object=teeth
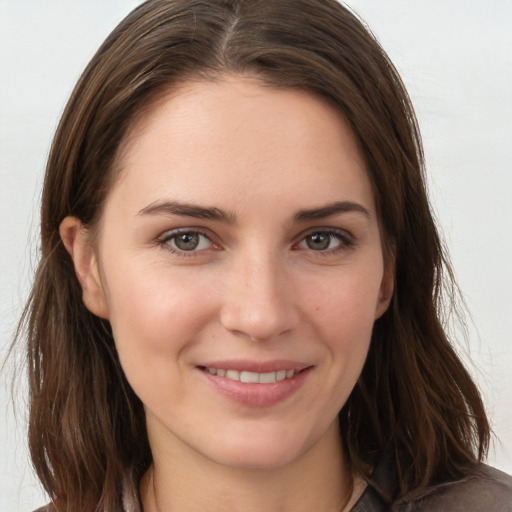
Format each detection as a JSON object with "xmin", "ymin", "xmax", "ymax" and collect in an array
[
  {"xmin": 240, "ymin": 371, "xmax": 259, "ymax": 383},
  {"xmin": 276, "ymin": 370, "xmax": 286, "ymax": 381},
  {"xmin": 204, "ymin": 367, "xmax": 297, "ymax": 383},
  {"xmin": 225, "ymin": 369, "xmax": 240, "ymax": 380},
  {"xmin": 259, "ymin": 371, "xmax": 277, "ymax": 383}
]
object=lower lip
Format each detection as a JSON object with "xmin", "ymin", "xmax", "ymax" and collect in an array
[{"xmin": 198, "ymin": 367, "xmax": 312, "ymax": 407}]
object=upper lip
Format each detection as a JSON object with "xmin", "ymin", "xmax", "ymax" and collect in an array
[{"xmin": 198, "ymin": 359, "xmax": 312, "ymax": 373}]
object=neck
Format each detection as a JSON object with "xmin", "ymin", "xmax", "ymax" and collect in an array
[{"xmin": 141, "ymin": 420, "xmax": 351, "ymax": 512}]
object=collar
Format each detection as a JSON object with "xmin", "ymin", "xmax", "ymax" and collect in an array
[{"xmin": 350, "ymin": 448, "xmax": 398, "ymax": 511}]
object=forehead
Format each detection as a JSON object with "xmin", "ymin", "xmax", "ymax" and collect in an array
[{"xmin": 109, "ymin": 77, "xmax": 374, "ymax": 218}]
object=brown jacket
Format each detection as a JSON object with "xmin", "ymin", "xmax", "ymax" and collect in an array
[{"xmin": 352, "ymin": 450, "xmax": 512, "ymax": 512}]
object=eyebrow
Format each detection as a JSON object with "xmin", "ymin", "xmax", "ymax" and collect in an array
[
  {"xmin": 138, "ymin": 200, "xmax": 236, "ymax": 223},
  {"xmin": 294, "ymin": 201, "xmax": 371, "ymax": 221},
  {"xmin": 138, "ymin": 199, "xmax": 370, "ymax": 223}
]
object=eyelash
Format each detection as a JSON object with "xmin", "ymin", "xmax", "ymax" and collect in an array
[
  {"xmin": 156, "ymin": 228, "xmax": 217, "ymax": 257},
  {"xmin": 156, "ymin": 227, "xmax": 354, "ymax": 257},
  {"xmin": 295, "ymin": 228, "xmax": 354, "ymax": 256}
]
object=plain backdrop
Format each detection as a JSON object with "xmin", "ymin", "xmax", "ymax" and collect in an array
[{"xmin": 1, "ymin": 1, "xmax": 511, "ymax": 510}]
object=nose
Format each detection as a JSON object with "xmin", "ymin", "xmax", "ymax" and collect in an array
[{"xmin": 219, "ymin": 251, "xmax": 300, "ymax": 342}]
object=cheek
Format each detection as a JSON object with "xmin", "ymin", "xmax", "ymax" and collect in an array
[
  {"xmin": 306, "ymin": 267, "xmax": 382, "ymax": 343},
  {"xmin": 302, "ymin": 266, "xmax": 382, "ymax": 390},
  {"xmin": 281, "ymin": 270, "xmax": 380, "ymax": 429},
  {"xmin": 102, "ymin": 260, "xmax": 218, "ymax": 381}
]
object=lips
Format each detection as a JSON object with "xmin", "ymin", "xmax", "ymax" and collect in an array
[
  {"xmin": 203, "ymin": 367, "xmax": 297, "ymax": 383},
  {"xmin": 197, "ymin": 361, "xmax": 312, "ymax": 407}
]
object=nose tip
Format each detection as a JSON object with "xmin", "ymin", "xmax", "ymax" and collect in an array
[
  {"xmin": 221, "ymin": 303, "xmax": 293, "ymax": 342},
  {"xmin": 219, "ymin": 260, "xmax": 299, "ymax": 342}
]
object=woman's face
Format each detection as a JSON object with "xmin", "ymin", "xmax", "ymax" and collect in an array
[{"xmin": 71, "ymin": 77, "xmax": 393, "ymax": 470}]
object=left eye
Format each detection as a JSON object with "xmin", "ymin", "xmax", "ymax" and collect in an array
[
  {"xmin": 164, "ymin": 231, "xmax": 212, "ymax": 252},
  {"xmin": 297, "ymin": 231, "xmax": 346, "ymax": 251}
]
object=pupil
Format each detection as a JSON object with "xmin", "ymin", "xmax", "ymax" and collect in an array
[
  {"xmin": 307, "ymin": 233, "xmax": 330, "ymax": 250},
  {"xmin": 175, "ymin": 233, "xmax": 199, "ymax": 251}
]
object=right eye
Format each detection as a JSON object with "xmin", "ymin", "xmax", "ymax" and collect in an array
[{"xmin": 158, "ymin": 230, "xmax": 214, "ymax": 254}]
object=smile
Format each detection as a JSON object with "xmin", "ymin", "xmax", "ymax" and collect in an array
[
  {"xmin": 203, "ymin": 367, "xmax": 297, "ymax": 383},
  {"xmin": 199, "ymin": 364, "xmax": 312, "ymax": 407}
]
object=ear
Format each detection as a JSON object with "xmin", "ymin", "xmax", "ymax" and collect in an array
[
  {"xmin": 374, "ymin": 257, "xmax": 395, "ymax": 320},
  {"xmin": 59, "ymin": 216, "xmax": 110, "ymax": 319}
]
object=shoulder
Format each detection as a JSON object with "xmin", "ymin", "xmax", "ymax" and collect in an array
[{"xmin": 393, "ymin": 464, "xmax": 512, "ymax": 512}]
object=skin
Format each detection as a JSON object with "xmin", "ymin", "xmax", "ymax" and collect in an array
[{"xmin": 61, "ymin": 77, "xmax": 394, "ymax": 512}]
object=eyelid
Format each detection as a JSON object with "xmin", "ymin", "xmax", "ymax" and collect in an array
[
  {"xmin": 155, "ymin": 226, "xmax": 354, "ymax": 257},
  {"xmin": 296, "ymin": 226, "xmax": 354, "ymax": 241},
  {"xmin": 156, "ymin": 227, "xmax": 219, "ymax": 256},
  {"xmin": 293, "ymin": 226, "xmax": 355, "ymax": 252}
]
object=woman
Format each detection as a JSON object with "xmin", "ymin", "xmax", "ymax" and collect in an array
[{"xmin": 18, "ymin": 0, "xmax": 511, "ymax": 510}]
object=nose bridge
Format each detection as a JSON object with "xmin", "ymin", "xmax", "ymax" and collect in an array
[{"xmin": 220, "ymin": 245, "xmax": 298, "ymax": 341}]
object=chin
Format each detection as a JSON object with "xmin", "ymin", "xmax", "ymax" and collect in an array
[
  {"xmin": 207, "ymin": 442, "xmax": 304, "ymax": 471},
  {"xmin": 195, "ymin": 420, "xmax": 330, "ymax": 471}
]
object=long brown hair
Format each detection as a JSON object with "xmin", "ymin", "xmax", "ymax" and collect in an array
[{"xmin": 17, "ymin": 0, "xmax": 489, "ymax": 509}]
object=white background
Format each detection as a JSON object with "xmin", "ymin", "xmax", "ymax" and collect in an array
[{"xmin": 1, "ymin": 1, "xmax": 511, "ymax": 510}]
